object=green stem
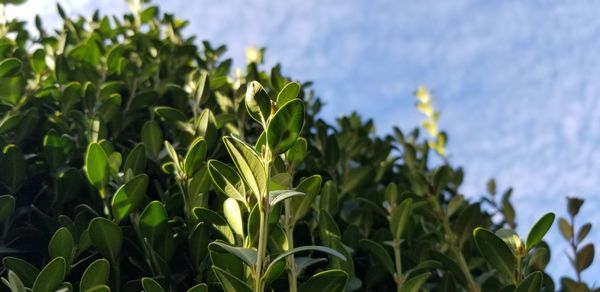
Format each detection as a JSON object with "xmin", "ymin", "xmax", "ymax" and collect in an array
[
  {"xmin": 393, "ymin": 238, "xmax": 403, "ymax": 292},
  {"xmin": 285, "ymin": 201, "xmax": 298, "ymax": 292},
  {"xmin": 255, "ymin": 160, "xmax": 271, "ymax": 292}
]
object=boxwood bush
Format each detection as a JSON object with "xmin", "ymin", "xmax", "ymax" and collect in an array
[{"xmin": 0, "ymin": 1, "xmax": 596, "ymax": 291}]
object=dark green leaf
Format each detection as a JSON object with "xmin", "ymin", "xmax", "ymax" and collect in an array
[
  {"xmin": 48, "ymin": 227, "xmax": 74, "ymax": 264},
  {"xmin": 390, "ymin": 199, "xmax": 413, "ymax": 239},
  {"xmin": 212, "ymin": 266, "xmax": 252, "ymax": 292},
  {"xmin": 207, "ymin": 160, "xmax": 246, "ymax": 202},
  {"xmin": 267, "ymin": 99, "xmax": 304, "ymax": 155},
  {"xmin": 400, "ymin": 272, "xmax": 431, "ymax": 292},
  {"xmin": 89, "ymin": 217, "xmax": 122, "ymax": 263},
  {"xmin": 111, "ymin": 174, "xmax": 149, "ymax": 221},
  {"xmin": 576, "ymin": 244, "xmax": 594, "ymax": 272},
  {"xmin": 525, "ymin": 212, "xmax": 555, "ymax": 250},
  {"xmin": 0, "ymin": 194, "xmax": 15, "ymax": 221},
  {"xmin": 80, "ymin": 259, "xmax": 110, "ymax": 291},
  {"xmin": 187, "ymin": 283, "xmax": 208, "ymax": 292},
  {"xmin": 2, "ymin": 257, "xmax": 40, "ymax": 287},
  {"xmin": 1, "ymin": 145, "xmax": 26, "ymax": 194},
  {"xmin": 300, "ymin": 269, "xmax": 348, "ymax": 292},
  {"xmin": 473, "ymin": 227, "xmax": 517, "ymax": 282},
  {"xmin": 0, "ymin": 58, "xmax": 22, "ymax": 77},
  {"xmin": 142, "ymin": 277, "xmax": 164, "ymax": 292},
  {"xmin": 32, "ymin": 257, "xmax": 65, "ymax": 292},
  {"xmin": 514, "ymin": 271, "xmax": 542, "ymax": 292},
  {"xmin": 123, "ymin": 143, "xmax": 147, "ymax": 175},
  {"xmin": 209, "ymin": 241, "xmax": 257, "ymax": 267},
  {"xmin": 245, "ymin": 81, "xmax": 271, "ymax": 125},
  {"xmin": 139, "ymin": 201, "xmax": 169, "ymax": 244},
  {"xmin": 141, "ymin": 121, "xmax": 163, "ymax": 159},
  {"xmin": 184, "ymin": 137, "xmax": 207, "ymax": 177},
  {"xmin": 223, "ymin": 136, "xmax": 266, "ymax": 202},
  {"xmin": 359, "ymin": 239, "xmax": 395, "ymax": 275},
  {"xmin": 276, "ymin": 82, "xmax": 300, "ymax": 108}
]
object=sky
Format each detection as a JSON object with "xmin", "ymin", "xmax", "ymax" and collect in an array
[{"xmin": 8, "ymin": 0, "xmax": 600, "ymax": 283}]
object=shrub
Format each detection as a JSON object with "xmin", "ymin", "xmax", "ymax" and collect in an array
[{"xmin": 0, "ymin": 1, "xmax": 595, "ymax": 291}]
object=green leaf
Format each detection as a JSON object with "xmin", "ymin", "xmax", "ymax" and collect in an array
[
  {"xmin": 576, "ymin": 243, "xmax": 594, "ymax": 272},
  {"xmin": 111, "ymin": 174, "xmax": 149, "ymax": 221},
  {"xmin": 186, "ymin": 283, "xmax": 208, "ymax": 292},
  {"xmin": 400, "ymin": 272, "xmax": 431, "ymax": 292},
  {"xmin": 263, "ymin": 245, "xmax": 346, "ymax": 279},
  {"xmin": 290, "ymin": 175, "xmax": 322, "ymax": 222},
  {"xmin": 196, "ymin": 109, "xmax": 218, "ymax": 150},
  {"xmin": 142, "ymin": 277, "xmax": 164, "ymax": 292},
  {"xmin": 89, "ymin": 217, "xmax": 122, "ymax": 263},
  {"xmin": 514, "ymin": 271, "xmax": 542, "ymax": 292},
  {"xmin": 1, "ymin": 145, "xmax": 26, "ymax": 194},
  {"xmin": 85, "ymin": 285, "xmax": 110, "ymax": 292},
  {"xmin": 69, "ymin": 43, "xmax": 100, "ymax": 66},
  {"xmin": 32, "ymin": 257, "xmax": 65, "ymax": 292},
  {"xmin": 209, "ymin": 241, "xmax": 257, "ymax": 266},
  {"xmin": 184, "ymin": 137, "xmax": 207, "ymax": 177},
  {"xmin": 80, "ymin": 259, "xmax": 110, "ymax": 291},
  {"xmin": 495, "ymin": 228, "xmax": 523, "ymax": 256},
  {"xmin": 473, "ymin": 227, "xmax": 517, "ymax": 282},
  {"xmin": 0, "ymin": 194, "xmax": 15, "ymax": 221},
  {"xmin": 300, "ymin": 269, "xmax": 348, "ymax": 292},
  {"xmin": 189, "ymin": 222, "xmax": 210, "ymax": 268},
  {"xmin": 138, "ymin": 201, "xmax": 169, "ymax": 244},
  {"xmin": 269, "ymin": 190, "xmax": 304, "ymax": 207},
  {"xmin": 193, "ymin": 207, "xmax": 235, "ymax": 244},
  {"xmin": 286, "ymin": 137, "xmax": 307, "ymax": 166},
  {"xmin": 207, "ymin": 160, "xmax": 246, "ymax": 202},
  {"xmin": 319, "ymin": 180, "xmax": 339, "ymax": 216},
  {"xmin": 558, "ymin": 218, "xmax": 571, "ymax": 241},
  {"xmin": 85, "ymin": 143, "xmax": 109, "ymax": 190},
  {"xmin": 212, "ymin": 266, "xmax": 252, "ymax": 292},
  {"xmin": 525, "ymin": 212, "xmax": 555, "ymax": 250},
  {"xmin": 276, "ymin": 82, "xmax": 300, "ymax": 108},
  {"xmin": 390, "ymin": 199, "xmax": 413, "ymax": 239},
  {"xmin": 123, "ymin": 143, "xmax": 147, "ymax": 175},
  {"xmin": 141, "ymin": 121, "xmax": 163, "ymax": 159},
  {"xmin": 245, "ymin": 81, "xmax": 271, "ymax": 125},
  {"xmin": 2, "ymin": 257, "xmax": 40, "ymax": 287},
  {"xmin": 155, "ymin": 106, "xmax": 193, "ymax": 134},
  {"xmin": 48, "ymin": 227, "xmax": 74, "ymax": 264},
  {"xmin": 223, "ymin": 136, "xmax": 266, "ymax": 202},
  {"xmin": 4, "ymin": 270, "xmax": 26, "ymax": 292},
  {"xmin": 0, "ymin": 58, "xmax": 22, "ymax": 77},
  {"xmin": 267, "ymin": 99, "xmax": 305, "ymax": 155},
  {"xmin": 359, "ymin": 239, "xmax": 395, "ymax": 275},
  {"xmin": 577, "ymin": 223, "xmax": 592, "ymax": 243},
  {"xmin": 223, "ymin": 198, "xmax": 244, "ymax": 237},
  {"xmin": 193, "ymin": 71, "xmax": 211, "ymax": 106}
]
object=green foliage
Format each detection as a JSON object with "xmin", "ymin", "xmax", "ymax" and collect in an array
[{"xmin": 0, "ymin": 1, "xmax": 594, "ymax": 292}]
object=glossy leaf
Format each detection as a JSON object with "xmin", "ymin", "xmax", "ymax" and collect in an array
[
  {"xmin": 89, "ymin": 217, "xmax": 122, "ymax": 263},
  {"xmin": 111, "ymin": 174, "xmax": 148, "ymax": 221},
  {"xmin": 514, "ymin": 271, "xmax": 542, "ymax": 292},
  {"xmin": 290, "ymin": 175, "xmax": 322, "ymax": 222},
  {"xmin": 269, "ymin": 189, "xmax": 304, "ymax": 207},
  {"xmin": 245, "ymin": 81, "xmax": 271, "ymax": 125},
  {"xmin": 142, "ymin": 277, "xmax": 164, "ymax": 292},
  {"xmin": 223, "ymin": 198, "xmax": 244, "ymax": 237},
  {"xmin": 2, "ymin": 257, "xmax": 40, "ymax": 287},
  {"xmin": 48, "ymin": 227, "xmax": 74, "ymax": 264},
  {"xmin": 276, "ymin": 82, "xmax": 300, "ymax": 108},
  {"xmin": 263, "ymin": 245, "xmax": 346, "ymax": 279},
  {"xmin": 85, "ymin": 143, "xmax": 109, "ymax": 189},
  {"xmin": 400, "ymin": 272, "xmax": 431, "ymax": 292},
  {"xmin": 267, "ymin": 99, "xmax": 305, "ymax": 155},
  {"xmin": 223, "ymin": 136, "xmax": 266, "ymax": 201},
  {"xmin": 212, "ymin": 266, "xmax": 252, "ymax": 292},
  {"xmin": 123, "ymin": 143, "xmax": 147, "ymax": 175},
  {"xmin": 138, "ymin": 201, "xmax": 169, "ymax": 244},
  {"xmin": 187, "ymin": 283, "xmax": 208, "ymax": 292},
  {"xmin": 80, "ymin": 259, "xmax": 110, "ymax": 291},
  {"xmin": 209, "ymin": 241, "xmax": 257, "ymax": 266},
  {"xmin": 207, "ymin": 160, "xmax": 246, "ymax": 202},
  {"xmin": 525, "ymin": 212, "xmax": 555, "ymax": 250},
  {"xmin": 184, "ymin": 137, "xmax": 207, "ymax": 177},
  {"xmin": 473, "ymin": 227, "xmax": 517, "ymax": 282},
  {"xmin": 300, "ymin": 269, "xmax": 348, "ymax": 292},
  {"xmin": 32, "ymin": 257, "xmax": 65, "ymax": 292}
]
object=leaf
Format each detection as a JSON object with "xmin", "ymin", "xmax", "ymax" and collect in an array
[
  {"xmin": 111, "ymin": 174, "xmax": 148, "ymax": 221},
  {"xmin": 209, "ymin": 241, "xmax": 257, "ymax": 266},
  {"xmin": 89, "ymin": 217, "xmax": 122, "ymax": 263},
  {"xmin": 189, "ymin": 222, "xmax": 210, "ymax": 268},
  {"xmin": 525, "ymin": 212, "xmax": 555, "ymax": 250},
  {"xmin": 85, "ymin": 285, "xmax": 110, "ymax": 292},
  {"xmin": 48, "ymin": 227, "xmax": 74, "ymax": 264},
  {"xmin": 286, "ymin": 137, "xmax": 307, "ymax": 166},
  {"xmin": 473, "ymin": 227, "xmax": 517, "ymax": 282},
  {"xmin": 390, "ymin": 199, "xmax": 413, "ymax": 239},
  {"xmin": 138, "ymin": 201, "xmax": 169, "ymax": 244},
  {"xmin": 276, "ymin": 82, "xmax": 300, "ymax": 108},
  {"xmin": 400, "ymin": 272, "xmax": 431, "ymax": 292},
  {"xmin": 558, "ymin": 218, "xmax": 571, "ymax": 241},
  {"xmin": 85, "ymin": 143, "xmax": 109, "ymax": 190},
  {"xmin": 319, "ymin": 180, "xmax": 339, "ymax": 216},
  {"xmin": 0, "ymin": 58, "xmax": 22, "ymax": 77},
  {"xmin": 207, "ymin": 160, "xmax": 246, "ymax": 202},
  {"xmin": 193, "ymin": 207, "xmax": 235, "ymax": 244},
  {"xmin": 567, "ymin": 197, "xmax": 584, "ymax": 217},
  {"xmin": 290, "ymin": 175, "xmax": 322, "ymax": 222},
  {"xmin": 514, "ymin": 271, "xmax": 542, "ymax": 292},
  {"xmin": 32, "ymin": 257, "xmax": 65, "ymax": 292},
  {"xmin": 300, "ymin": 269, "xmax": 348, "ymax": 292},
  {"xmin": 1, "ymin": 145, "xmax": 26, "ymax": 194},
  {"xmin": 212, "ymin": 266, "xmax": 252, "ymax": 292},
  {"xmin": 359, "ymin": 239, "xmax": 395, "ymax": 275},
  {"xmin": 263, "ymin": 245, "xmax": 346, "ymax": 279},
  {"xmin": 194, "ymin": 71, "xmax": 211, "ymax": 106},
  {"xmin": 141, "ymin": 277, "xmax": 164, "ymax": 292},
  {"xmin": 154, "ymin": 106, "xmax": 193, "ymax": 134},
  {"xmin": 269, "ymin": 190, "xmax": 305, "ymax": 207},
  {"xmin": 80, "ymin": 259, "xmax": 110, "ymax": 291},
  {"xmin": 223, "ymin": 198, "xmax": 244, "ymax": 237},
  {"xmin": 576, "ymin": 244, "xmax": 594, "ymax": 272},
  {"xmin": 184, "ymin": 137, "xmax": 207, "ymax": 177},
  {"xmin": 4, "ymin": 270, "xmax": 26, "ymax": 292},
  {"xmin": 0, "ymin": 194, "xmax": 15, "ymax": 221},
  {"xmin": 577, "ymin": 223, "xmax": 592, "ymax": 243},
  {"xmin": 186, "ymin": 283, "xmax": 208, "ymax": 292},
  {"xmin": 123, "ymin": 143, "xmax": 147, "ymax": 175},
  {"xmin": 223, "ymin": 136, "xmax": 266, "ymax": 202},
  {"xmin": 267, "ymin": 99, "xmax": 305, "ymax": 155},
  {"xmin": 2, "ymin": 257, "xmax": 40, "ymax": 287},
  {"xmin": 141, "ymin": 121, "xmax": 163, "ymax": 159},
  {"xmin": 495, "ymin": 228, "xmax": 523, "ymax": 256},
  {"xmin": 245, "ymin": 81, "xmax": 271, "ymax": 125}
]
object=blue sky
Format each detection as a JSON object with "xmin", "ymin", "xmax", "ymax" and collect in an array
[{"xmin": 9, "ymin": 0, "xmax": 600, "ymax": 283}]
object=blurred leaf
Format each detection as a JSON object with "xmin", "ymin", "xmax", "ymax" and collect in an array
[
  {"xmin": 473, "ymin": 227, "xmax": 516, "ymax": 282},
  {"xmin": 300, "ymin": 269, "xmax": 348, "ymax": 292},
  {"xmin": 525, "ymin": 212, "xmax": 554, "ymax": 250}
]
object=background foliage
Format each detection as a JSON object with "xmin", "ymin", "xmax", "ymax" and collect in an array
[{"xmin": 0, "ymin": 1, "xmax": 596, "ymax": 291}]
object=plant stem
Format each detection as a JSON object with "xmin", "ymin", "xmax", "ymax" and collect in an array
[
  {"xmin": 255, "ymin": 159, "xmax": 271, "ymax": 292},
  {"xmin": 285, "ymin": 201, "xmax": 298, "ymax": 292},
  {"xmin": 393, "ymin": 238, "xmax": 404, "ymax": 292}
]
